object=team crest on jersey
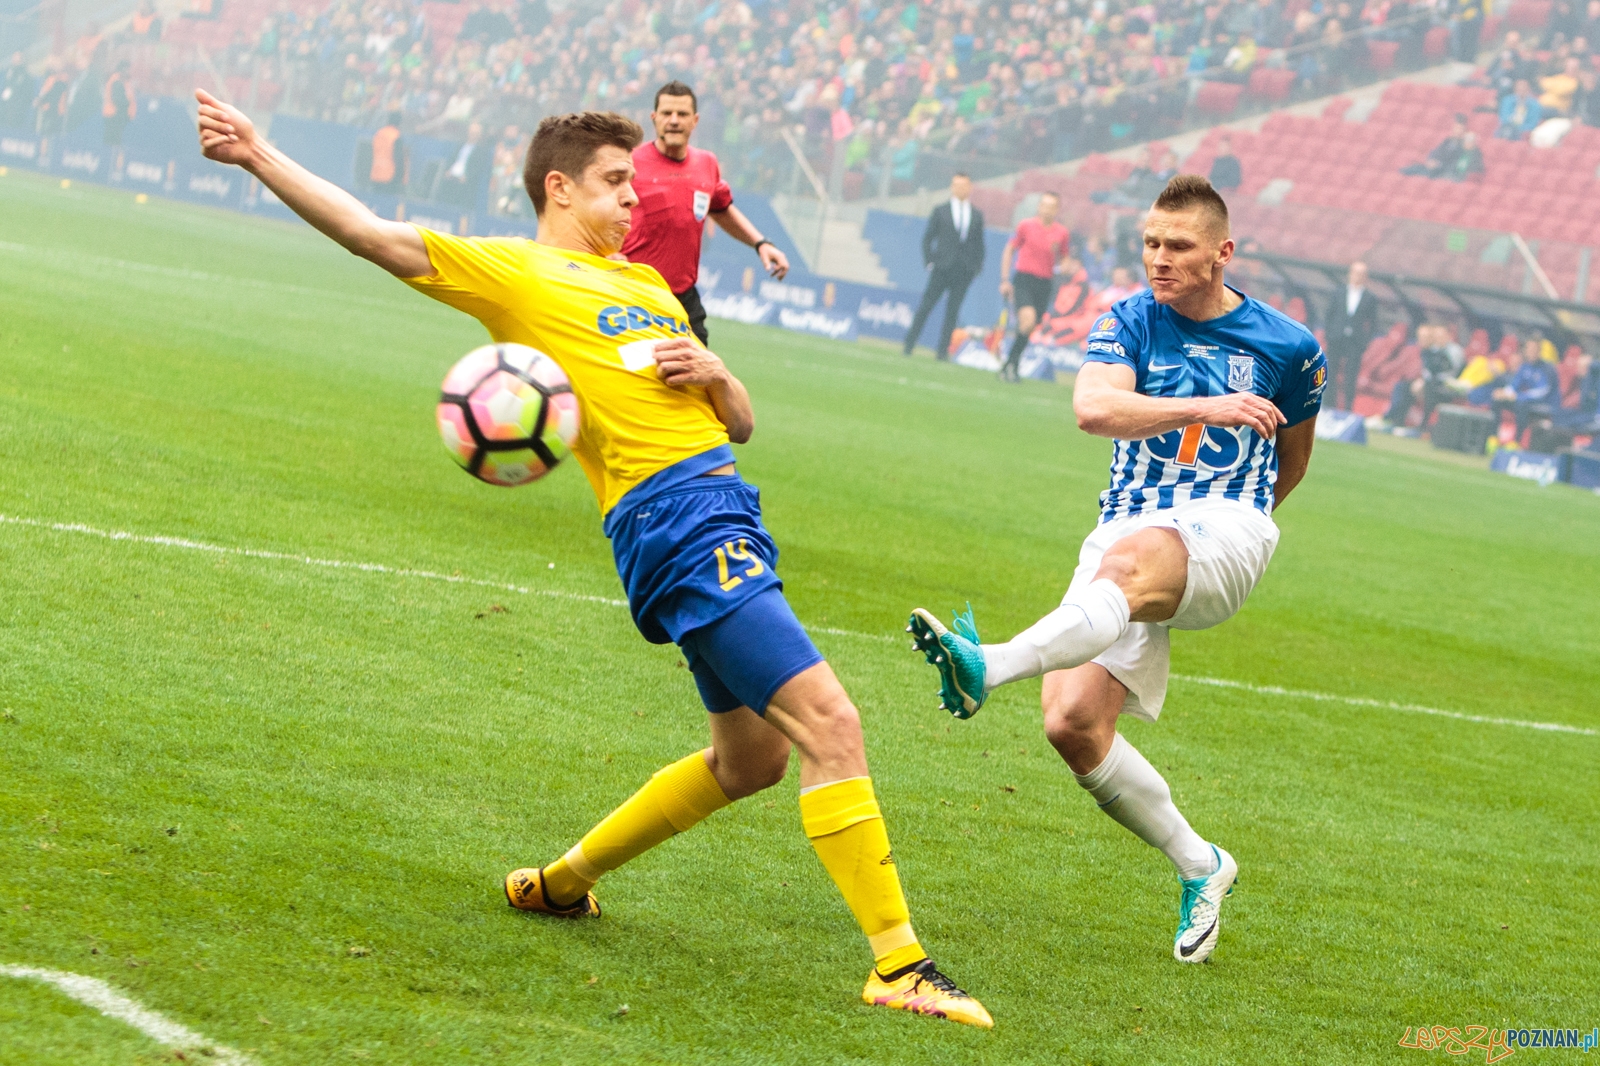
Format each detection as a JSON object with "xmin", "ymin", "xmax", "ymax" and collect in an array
[
  {"xmin": 1312, "ymin": 365, "xmax": 1327, "ymax": 390},
  {"xmin": 1227, "ymin": 354, "xmax": 1255, "ymax": 392},
  {"xmin": 1092, "ymin": 315, "xmax": 1119, "ymax": 336},
  {"xmin": 693, "ymin": 190, "xmax": 711, "ymax": 221}
]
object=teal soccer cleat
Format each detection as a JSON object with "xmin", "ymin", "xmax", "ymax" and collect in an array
[
  {"xmin": 907, "ymin": 605, "xmax": 988, "ymax": 719},
  {"xmin": 1174, "ymin": 844, "xmax": 1238, "ymax": 963}
]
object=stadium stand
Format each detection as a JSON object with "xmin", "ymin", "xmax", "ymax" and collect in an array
[{"xmin": 22, "ymin": 0, "xmax": 1553, "ymax": 202}]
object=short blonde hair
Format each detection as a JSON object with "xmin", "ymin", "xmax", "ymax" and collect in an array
[{"xmin": 1152, "ymin": 174, "xmax": 1230, "ymax": 236}]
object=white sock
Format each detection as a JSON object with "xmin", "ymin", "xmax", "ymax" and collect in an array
[
  {"xmin": 981, "ymin": 578, "xmax": 1130, "ymax": 690},
  {"xmin": 1074, "ymin": 733, "xmax": 1216, "ymax": 880}
]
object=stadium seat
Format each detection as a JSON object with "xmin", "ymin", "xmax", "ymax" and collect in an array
[
  {"xmin": 1248, "ymin": 68, "xmax": 1297, "ymax": 103},
  {"xmin": 1504, "ymin": 0, "xmax": 1551, "ymax": 28},
  {"xmin": 1195, "ymin": 82, "xmax": 1246, "ymax": 117},
  {"xmin": 1367, "ymin": 40, "xmax": 1401, "ymax": 72},
  {"xmin": 1424, "ymin": 25, "xmax": 1451, "ymax": 60}
]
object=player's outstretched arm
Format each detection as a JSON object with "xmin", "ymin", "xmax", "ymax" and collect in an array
[
  {"xmin": 652, "ymin": 338, "xmax": 754, "ymax": 443},
  {"xmin": 195, "ymin": 89, "xmax": 431, "ymax": 278},
  {"xmin": 1074, "ymin": 362, "xmax": 1287, "ymax": 440}
]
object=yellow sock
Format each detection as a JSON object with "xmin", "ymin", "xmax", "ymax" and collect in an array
[
  {"xmin": 800, "ymin": 777, "xmax": 927, "ymax": 975},
  {"xmin": 543, "ymin": 749, "xmax": 731, "ymax": 906}
]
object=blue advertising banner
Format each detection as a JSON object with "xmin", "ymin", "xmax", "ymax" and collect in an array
[{"xmin": 1489, "ymin": 449, "xmax": 1561, "ymax": 485}]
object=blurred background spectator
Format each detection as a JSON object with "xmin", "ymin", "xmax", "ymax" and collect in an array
[
  {"xmin": 1401, "ymin": 114, "xmax": 1465, "ymax": 176},
  {"xmin": 1497, "ymin": 78, "xmax": 1544, "ymax": 138},
  {"xmin": 1208, "ymin": 133, "xmax": 1242, "ymax": 191},
  {"xmin": 1326, "ymin": 261, "xmax": 1379, "ymax": 411},
  {"xmin": 1371, "ymin": 323, "xmax": 1464, "ymax": 433},
  {"xmin": 21, "ymin": 0, "xmax": 1573, "ymax": 204}
]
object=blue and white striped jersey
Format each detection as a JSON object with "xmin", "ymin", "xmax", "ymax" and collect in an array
[{"xmin": 1083, "ymin": 287, "xmax": 1326, "ymax": 521}]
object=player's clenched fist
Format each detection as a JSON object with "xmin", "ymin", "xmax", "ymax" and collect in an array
[
  {"xmin": 1193, "ymin": 392, "xmax": 1287, "ymax": 439},
  {"xmin": 195, "ymin": 88, "xmax": 257, "ymax": 167},
  {"xmin": 652, "ymin": 337, "xmax": 729, "ymax": 388}
]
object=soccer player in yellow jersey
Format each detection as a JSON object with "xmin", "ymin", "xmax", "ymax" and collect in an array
[{"xmin": 195, "ymin": 89, "xmax": 992, "ymax": 1028}]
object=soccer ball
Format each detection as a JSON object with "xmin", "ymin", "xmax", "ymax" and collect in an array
[{"xmin": 436, "ymin": 343, "xmax": 580, "ymax": 486}]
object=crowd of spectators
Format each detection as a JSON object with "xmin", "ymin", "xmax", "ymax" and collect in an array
[
  {"xmin": 11, "ymin": 0, "xmax": 1578, "ymax": 206},
  {"xmin": 1367, "ymin": 320, "xmax": 1599, "ymax": 448},
  {"xmin": 1395, "ymin": 20, "xmax": 1600, "ymax": 182}
]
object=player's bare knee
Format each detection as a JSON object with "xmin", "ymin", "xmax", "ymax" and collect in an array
[
  {"xmin": 1041, "ymin": 702, "xmax": 1097, "ymax": 758},
  {"xmin": 722, "ymin": 751, "xmax": 790, "ymax": 799}
]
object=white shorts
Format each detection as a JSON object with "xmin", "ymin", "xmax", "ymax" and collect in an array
[{"xmin": 1063, "ymin": 497, "xmax": 1280, "ymax": 722}]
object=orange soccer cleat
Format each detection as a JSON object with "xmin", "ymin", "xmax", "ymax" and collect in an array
[
  {"xmin": 503, "ymin": 867, "xmax": 601, "ymax": 918},
  {"xmin": 861, "ymin": 958, "xmax": 993, "ymax": 1029}
]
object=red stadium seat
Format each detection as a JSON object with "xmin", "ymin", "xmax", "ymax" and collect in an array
[
  {"xmin": 1424, "ymin": 25, "xmax": 1451, "ymax": 59},
  {"xmin": 1248, "ymin": 67, "xmax": 1297, "ymax": 103},
  {"xmin": 1367, "ymin": 40, "xmax": 1401, "ymax": 72},
  {"xmin": 1504, "ymin": 1, "xmax": 1551, "ymax": 28},
  {"xmin": 1195, "ymin": 81, "xmax": 1245, "ymax": 117},
  {"xmin": 969, "ymin": 187, "xmax": 1023, "ymax": 225}
]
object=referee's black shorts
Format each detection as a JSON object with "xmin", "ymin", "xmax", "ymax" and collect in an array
[
  {"xmin": 674, "ymin": 285, "xmax": 710, "ymax": 346},
  {"xmin": 1012, "ymin": 271, "xmax": 1054, "ymax": 319}
]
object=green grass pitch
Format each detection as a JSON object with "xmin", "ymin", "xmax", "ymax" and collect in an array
[{"xmin": 2, "ymin": 168, "xmax": 1598, "ymax": 1065}]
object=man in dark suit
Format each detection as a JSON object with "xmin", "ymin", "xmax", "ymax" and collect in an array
[
  {"xmin": 435, "ymin": 121, "xmax": 493, "ymax": 208},
  {"xmin": 903, "ymin": 173, "xmax": 986, "ymax": 359},
  {"xmin": 1324, "ymin": 261, "xmax": 1379, "ymax": 411}
]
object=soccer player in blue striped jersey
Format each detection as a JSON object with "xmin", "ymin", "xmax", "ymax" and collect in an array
[{"xmin": 909, "ymin": 175, "xmax": 1324, "ymax": 964}]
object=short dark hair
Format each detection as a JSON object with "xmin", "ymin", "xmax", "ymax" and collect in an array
[
  {"xmin": 523, "ymin": 111, "xmax": 643, "ymax": 216},
  {"xmin": 653, "ymin": 80, "xmax": 697, "ymax": 112},
  {"xmin": 1039, "ymin": 190, "xmax": 1060, "ymax": 201},
  {"xmin": 1151, "ymin": 174, "xmax": 1230, "ymax": 235}
]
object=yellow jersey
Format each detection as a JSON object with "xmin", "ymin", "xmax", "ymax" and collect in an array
[{"xmin": 403, "ymin": 228, "xmax": 730, "ymax": 514}]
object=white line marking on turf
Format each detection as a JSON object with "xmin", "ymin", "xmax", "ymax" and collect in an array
[
  {"xmin": 4, "ymin": 513, "xmax": 1592, "ymax": 737},
  {"xmin": 0, "ymin": 240, "xmax": 413, "ymax": 311},
  {"xmin": 1, "ymin": 964, "xmax": 254, "ymax": 1065},
  {"xmin": 1172, "ymin": 674, "xmax": 1597, "ymax": 736},
  {"xmin": 0, "ymin": 513, "xmax": 626, "ymax": 608}
]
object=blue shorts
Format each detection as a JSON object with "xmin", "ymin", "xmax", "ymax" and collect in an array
[
  {"xmin": 605, "ymin": 446, "xmax": 823, "ymax": 713},
  {"xmin": 680, "ymin": 587, "xmax": 824, "ymax": 713}
]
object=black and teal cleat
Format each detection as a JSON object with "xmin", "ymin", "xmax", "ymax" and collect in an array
[{"xmin": 907, "ymin": 605, "xmax": 988, "ymax": 719}]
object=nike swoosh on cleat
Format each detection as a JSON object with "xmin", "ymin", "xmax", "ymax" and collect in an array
[{"xmin": 1179, "ymin": 920, "xmax": 1217, "ymax": 957}]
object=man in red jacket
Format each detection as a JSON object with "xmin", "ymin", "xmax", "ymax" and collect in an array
[{"xmin": 622, "ymin": 80, "xmax": 788, "ymax": 344}]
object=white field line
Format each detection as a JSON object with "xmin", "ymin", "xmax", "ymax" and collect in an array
[
  {"xmin": 3, "ymin": 512, "xmax": 1592, "ymax": 738},
  {"xmin": 0, "ymin": 965, "xmax": 254, "ymax": 1065},
  {"xmin": 0, "ymin": 239, "xmax": 413, "ymax": 312},
  {"xmin": 1172, "ymin": 674, "xmax": 1598, "ymax": 737},
  {"xmin": 0, "ymin": 513, "xmax": 626, "ymax": 608}
]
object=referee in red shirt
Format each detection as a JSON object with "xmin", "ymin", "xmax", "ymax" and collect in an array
[
  {"xmin": 998, "ymin": 191, "xmax": 1072, "ymax": 382},
  {"xmin": 622, "ymin": 80, "xmax": 789, "ymax": 345}
]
